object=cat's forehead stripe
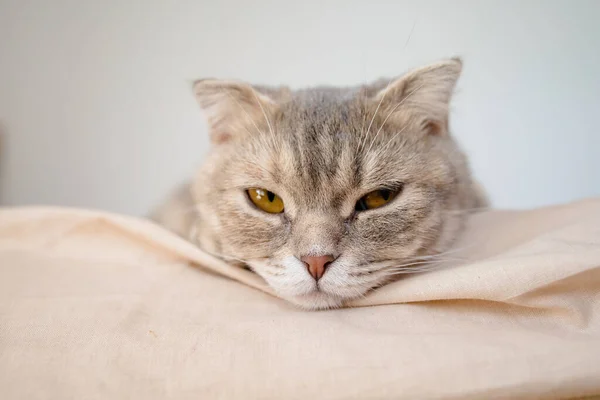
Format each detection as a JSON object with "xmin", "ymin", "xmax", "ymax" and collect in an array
[{"xmin": 275, "ymin": 99, "xmax": 365, "ymax": 209}]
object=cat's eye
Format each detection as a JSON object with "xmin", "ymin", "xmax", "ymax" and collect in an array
[
  {"xmin": 247, "ymin": 188, "xmax": 285, "ymax": 214},
  {"xmin": 355, "ymin": 187, "xmax": 401, "ymax": 212}
]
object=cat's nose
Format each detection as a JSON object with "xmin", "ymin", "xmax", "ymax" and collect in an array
[{"xmin": 301, "ymin": 254, "xmax": 336, "ymax": 281}]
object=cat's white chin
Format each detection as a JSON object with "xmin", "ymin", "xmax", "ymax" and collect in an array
[
  {"xmin": 284, "ymin": 283, "xmax": 373, "ymax": 310},
  {"xmin": 284, "ymin": 290, "xmax": 349, "ymax": 310}
]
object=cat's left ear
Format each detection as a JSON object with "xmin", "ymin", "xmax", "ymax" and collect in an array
[
  {"xmin": 193, "ymin": 79, "xmax": 281, "ymax": 145},
  {"xmin": 371, "ymin": 58, "xmax": 462, "ymax": 136}
]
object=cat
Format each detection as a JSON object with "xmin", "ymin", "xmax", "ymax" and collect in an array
[{"xmin": 152, "ymin": 58, "xmax": 488, "ymax": 310}]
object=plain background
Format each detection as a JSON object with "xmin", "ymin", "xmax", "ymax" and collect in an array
[{"xmin": 1, "ymin": 0, "xmax": 599, "ymax": 216}]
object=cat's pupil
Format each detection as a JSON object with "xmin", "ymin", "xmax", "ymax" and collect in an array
[
  {"xmin": 267, "ymin": 191, "xmax": 275, "ymax": 202},
  {"xmin": 380, "ymin": 190, "xmax": 390, "ymax": 201},
  {"xmin": 355, "ymin": 199, "xmax": 368, "ymax": 212}
]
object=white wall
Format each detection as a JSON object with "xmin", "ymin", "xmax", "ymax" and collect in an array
[{"xmin": 1, "ymin": 0, "xmax": 599, "ymax": 215}]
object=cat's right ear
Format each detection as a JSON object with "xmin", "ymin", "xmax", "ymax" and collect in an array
[
  {"xmin": 369, "ymin": 58, "xmax": 463, "ymax": 137},
  {"xmin": 193, "ymin": 79, "xmax": 279, "ymax": 145}
]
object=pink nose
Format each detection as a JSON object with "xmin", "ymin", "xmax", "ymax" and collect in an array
[{"xmin": 301, "ymin": 254, "xmax": 336, "ymax": 281}]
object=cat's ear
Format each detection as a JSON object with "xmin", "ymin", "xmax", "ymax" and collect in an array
[
  {"xmin": 193, "ymin": 79, "xmax": 279, "ymax": 145},
  {"xmin": 370, "ymin": 58, "xmax": 462, "ymax": 136}
]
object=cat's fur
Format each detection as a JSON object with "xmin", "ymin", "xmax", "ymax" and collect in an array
[{"xmin": 152, "ymin": 58, "xmax": 487, "ymax": 310}]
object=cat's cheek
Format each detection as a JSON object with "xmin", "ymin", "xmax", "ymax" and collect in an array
[
  {"xmin": 253, "ymin": 256, "xmax": 318, "ymax": 299},
  {"xmin": 345, "ymin": 216, "xmax": 393, "ymax": 250}
]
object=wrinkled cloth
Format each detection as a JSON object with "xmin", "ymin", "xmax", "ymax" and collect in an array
[{"xmin": 1, "ymin": 200, "xmax": 599, "ymax": 399}]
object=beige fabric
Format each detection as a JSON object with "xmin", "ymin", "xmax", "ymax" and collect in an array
[{"xmin": 1, "ymin": 200, "xmax": 600, "ymax": 399}]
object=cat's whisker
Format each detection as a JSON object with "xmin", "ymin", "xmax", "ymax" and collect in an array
[
  {"xmin": 410, "ymin": 249, "xmax": 473, "ymax": 261},
  {"xmin": 364, "ymin": 84, "xmax": 425, "ymax": 156},
  {"xmin": 383, "ymin": 261, "xmax": 451, "ymax": 273},
  {"xmin": 394, "ymin": 257, "xmax": 458, "ymax": 268},
  {"xmin": 385, "ymin": 260, "xmax": 449, "ymax": 271},
  {"xmin": 388, "ymin": 261, "xmax": 452, "ymax": 272},
  {"xmin": 366, "ymin": 83, "xmax": 426, "ymax": 159},
  {"xmin": 369, "ymin": 125, "xmax": 408, "ymax": 162},
  {"xmin": 356, "ymin": 259, "xmax": 438, "ymax": 275},
  {"xmin": 223, "ymin": 89, "xmax": 280, "ymax": 155},
  {"xmin": 371, "ymin": 88, "xmax": 430, "ymax": 158},
  {"xmin": 357, "ymin": 79, "xmax": 393, "ymax": 155},
  {"xmin": 361, "ymin": 250, "xmax": 469, "ymax": 273},
  {"xmin": 343, "ymin": 285, "xmax": 369, "ymax": 299},
  {"xmin": 376, "ymin": 256, "xmax": 464, "ymax": 275},
  {"xmin": 377, "ymin": 124, "xmax": 409, "ymax": 158},
  {"xmin": 427, "ymin": 236, "xmax": 493, "ymax": 259},
  {"xmin": 403, "ymin": 19, "xmax": 418, "ymax": 51},
  {"xmin": 224, "ymin": 90, "xmax": 265, "ymax": 138},
  {"xmin": 359, "ymin": 102, "xmax": 368, "ymax": 147},
  {"xmin": 251, "ymin": 90, "xmax": 281, "ymax": 154},
  {"xmin": 325, "ymin": 279, "xmax": 371, "ymax": 299},
  {"xmin": 226, "ymin": 92, "xmax": 280, "ymax": 155},
  {"xmin": 385, "ymin": 267, "xmax": 441, "ymax": 276},
  {"xmin": 407, "ymin": 256, "xmax": 466, "ymax": 265}
]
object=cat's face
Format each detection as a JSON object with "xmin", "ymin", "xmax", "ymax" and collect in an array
[{"xmin": 191, "ymin": 59, "xmax": 481, "ymax": 309}]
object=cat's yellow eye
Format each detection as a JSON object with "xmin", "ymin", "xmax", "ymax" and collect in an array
[
  {"xmin": 355, "ymin": 188, "xmax": 401, "ymax": 212},
  {"xmin": 247, "ymin": 188, "xmax": 285, "ymax": 214}
]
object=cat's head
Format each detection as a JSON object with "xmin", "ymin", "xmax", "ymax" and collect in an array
[{"xmin": 190, "ymin": 58, "xmax": 481, "ymax": 310}]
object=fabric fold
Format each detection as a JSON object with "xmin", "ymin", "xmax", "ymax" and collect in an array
[{"xmin": 1, "ymin": 200, "xmax": 599, "ymax": 399}]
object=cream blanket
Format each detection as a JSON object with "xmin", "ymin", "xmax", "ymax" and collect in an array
[{"xmin": 1, "ymin": 200, "xmax": 600, "ymax": 399}]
